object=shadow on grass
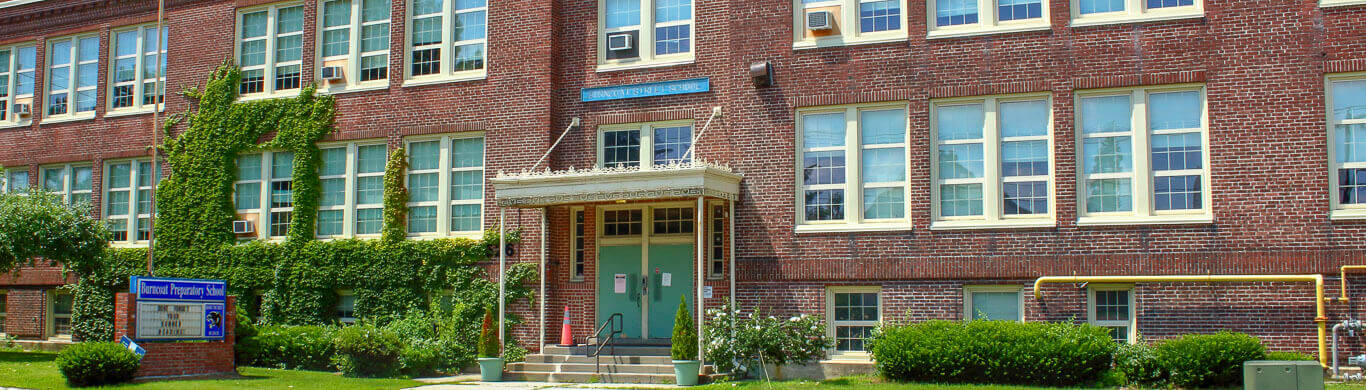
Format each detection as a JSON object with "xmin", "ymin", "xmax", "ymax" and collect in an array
[{"xmin": 0, "ymin": 351, "xmax": 58, "ymax": 362}]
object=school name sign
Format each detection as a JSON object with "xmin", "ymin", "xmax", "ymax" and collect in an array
[{"xmin": 130, "ymin": 277, "xmax": 227, "ymax": 341}]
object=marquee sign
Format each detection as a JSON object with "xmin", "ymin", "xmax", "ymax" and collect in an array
[
  {"xmin": 130, "ymin": 276, "xmax": 227, "ymax": 341},
  {"xmin": 580, "ymin": 78, "xmax": 710, "ymax": 102}
]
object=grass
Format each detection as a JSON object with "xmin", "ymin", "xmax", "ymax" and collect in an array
[{"xmin": 0, "ymin": 351, "xmax": 426, "ymax": 390}]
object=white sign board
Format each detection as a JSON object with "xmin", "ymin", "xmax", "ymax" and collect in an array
[
  {"xmin": 703, "ymin": 286, "xmax": 714, "ymax": 299},
  {"xmin": 136, "ymin": 302, "xmax": 205, "ymax": 339},
  {"xmin": 662, "ymin": 273, "xmax": 672, "ymax": 287},
  {"xmin": 614, "ymin": 274, "xmax": 627, "ymax": 294}
]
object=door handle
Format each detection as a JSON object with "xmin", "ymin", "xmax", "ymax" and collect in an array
[{"xmin": 641, "ymin": 275, "xmax": 649, "ymax": 299}]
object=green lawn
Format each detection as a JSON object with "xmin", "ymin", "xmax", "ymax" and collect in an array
[{"xmin": 0, "ymin": 351, "xmax": 425, "ymax": 390}]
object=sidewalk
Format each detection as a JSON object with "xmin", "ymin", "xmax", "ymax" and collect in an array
[{"xmin": 408, "ymin": 375, "xmax": 688, "ymax": 390}]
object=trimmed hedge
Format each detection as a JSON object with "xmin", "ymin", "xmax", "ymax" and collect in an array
[
  {"xmin": 869, "ymin": 320, "xmax": 1114, "ymax": 386},
  {"xmin": 235, "ymin": 325, "xmax": 337, "ymax": 370},
  {"xmin": 333, "ymin": 323, "xmax": 404, "ymax": 377},
  {"xmin": 1155, "ymin": 332, "xmax": 1266, "ymax": 388},
  {"xmin": 56, "ymin": 342, "xmax": 140, "ymax": 387}
]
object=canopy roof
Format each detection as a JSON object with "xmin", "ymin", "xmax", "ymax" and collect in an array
[{"xmin": 491, "ymin": 160, "xmax": 742, "ymax": 208}]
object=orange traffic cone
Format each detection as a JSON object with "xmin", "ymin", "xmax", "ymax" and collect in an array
[{"xmin": 559, "ymin": 305, "xmax": 574, "ymax": 346}]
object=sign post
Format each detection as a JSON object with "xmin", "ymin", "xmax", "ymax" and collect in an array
[{"xmin": 130, "ymin": 276, "xmax": 228, "ymax": 341}]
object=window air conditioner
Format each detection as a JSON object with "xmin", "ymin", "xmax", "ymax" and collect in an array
[
  {"xmin": 320, "ymin": 66, "xmax": 344, "ymax": 81},
  {"xmin": 12, "ymin": 103, "xmax": 31, "ymax": 118},
  {"xmin": 806, "ymin": 11, "xmax": 834, "ymax": 31},
  {"xmin": 232, "ymin": 220, "xmax": 255, "ymax": 234},
  {"xmin": 607, "ymin": 33, "xmax": 633, "ymax": 51}
]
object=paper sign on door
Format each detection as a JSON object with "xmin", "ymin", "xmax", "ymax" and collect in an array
[
  {"xmin": 704, "ymin": 286, "xmax": 714, "ymax": 299},
  {"xmin": 614, "ymin": 274, "xmax": 627, "ymax": 294},
  {"xmin": 662, "ymin": 273, "xmax": 672, "ymax": 287}
]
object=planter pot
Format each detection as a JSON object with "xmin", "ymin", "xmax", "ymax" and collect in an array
[
  {"xmin": 673, "ymin": 360, "xmax": 701, "ymax": 386},
  {"xmin": 477, "ymin": 357, "xmax": 504, "ymax": 382}
]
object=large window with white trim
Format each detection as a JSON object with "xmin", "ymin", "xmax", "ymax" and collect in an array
[
  {"xmin": 45, "ymin": 34, "xmax": 100, "ymax": 119},
  {"xmin": 794, "ymin": 0, "xmax": 908, "ymax": 48},
  {"xmin": 49, "ymin": 290, "xmax": 73, "ymax": 339},
  {"xmin": 827, "ymin": 286, "xmax": 879, "ymax": 355},
  {"xmin": 597, "ymin": 122, "xmax": 693, "ymax": 168},
  {"xmin": 1088, "ymin": 286, "xmax": 1135, "ymax": 343},
  {"xmin": 599, "ymin": 0, "xmax": 694, "ymax": 68},
  {"xmin": 3, "ymin": 168, "xmax": 28, "ymax": 194},
  {"xmin": 931, "ymin": 95, "xmax": 1053, "ymax": 228},
  {"xmin": 105, "ymin": 160, "xmax": 158, "ymax": 243},
  {"xmin": 927, "ymin": 0, "xmax": 1048, "ymax": 38},
  {"xmin": 317, "ymin": 142, "xmax": 388, "ymax": 237},
  {"xmin": 963, "ymin": 285, "xmax": 1023, "ymax": 321},
  {"xmin": 1070, "ymin": 0, "xmax": 1201, "ymax": 26},
  {"xmin": 109, "ymin": 25, "xmax": 167, "ymax": 112},
  {"xmin": 319, "ymin": 0, "xmax": 391, "ymax": 89},
  {"xmin": 238, "ymin": 3, "xmax": 305, "ymax": 96},
  {"xmin": 1330, "ymin": 74, "xmax": 1366, "ymax": 219},
  {"xmin": 796, "ymin": 104, "xmax": 908, "ymax": 229},
  {"xmin": 571, "ymin": 207, "xmax": 586, "ymax": 281},
  {"xmin": 406, "ymin": 0, "xmax": 487, "ymax": 81},
  {"xmin": 405, "ymin": 134, "xmax": 485, "ymax": 237},
  {"xmin": 234, "ymin": 151, "xmax": 295, "ymax": 239},
  {"xmin": 0, "ymin": 43, "xmax": 37, "ymax": 125},
  {"xmin": 1076, "ymin": 86, "xmax": 1210, "ymax": 224},
  {"xmin": 41, "ymin": 163, "xmax": 93, "ymax": 205}
]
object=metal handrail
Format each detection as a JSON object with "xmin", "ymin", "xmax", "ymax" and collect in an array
[{"xmin": 588, "ymin": 312, "xmax": 623, "ymax": 373}]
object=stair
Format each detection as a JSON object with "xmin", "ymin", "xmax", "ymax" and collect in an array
[{"xmin": 504, "ymin": 344, "xmax": 717, "ymax": 384}]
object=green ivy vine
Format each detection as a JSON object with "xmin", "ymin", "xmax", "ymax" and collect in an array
[{"xmin": 382, "ymin": 147, "xmax": 409, "ymax": 244}]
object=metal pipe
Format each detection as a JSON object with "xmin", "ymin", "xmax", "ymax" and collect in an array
[
  {"xmin": 1335, "ymin": 322, "xmax": 1344, "ymax": 378},
  {"xmin": 498, "ymin": 208, "xmax": 506, "ymax": 349},
  {"xmin": 728, "ymin": 199, "xmax": 735, "ymax": 310},
  {"xmin": 539, "ymin": 208, "xmax": 547, "ymax": 352},
  {"xmin": 1034, "ymin": 274, "xmax": 1329, "ymax": 368},
  {"xmin": 696, "ymin": 196, "xmax": 705, "ymax": 366},
  {"xmin": 680, "ymin": 107, "xmax": 723, "ymax": 164},
  {"xmin": 529, "ymin": 117, "xmax": 581, "ymax": 172},
  {"xmin": 1340, "ymin": 265, "xmax": 1366, "ymax": 301}
]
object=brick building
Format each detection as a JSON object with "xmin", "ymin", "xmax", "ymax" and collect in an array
[{"xmin": 1, "ymin": 0, "xmax": 1366, "ymax": 369}]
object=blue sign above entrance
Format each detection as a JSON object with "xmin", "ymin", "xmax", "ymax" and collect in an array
[
  {"xmin": 130, "ymin": 276, "xmax": 227, "ymax": 302},
  {"xmin": 581, "ymin": 78, "xmax": 710, "ymax": 102}
]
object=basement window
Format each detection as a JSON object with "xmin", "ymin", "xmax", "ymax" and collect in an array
[
  {"xmin": 337, "ymin": 291, "xmax": 357, "ymax": 325},
  {"xmin": 50, "ymin": 290, "xmax": 73, "ymax": 340},
  {"xmin": 827, "ymin": 286, "xmax": 880, "ymax": 356},
  {"xmin": 963, "ymin": 285, "xmax": 1023, "ymax": 321},
  {"xmin": 1089, "ymin": 286, "xmax": 1135, "ymax": 344}
]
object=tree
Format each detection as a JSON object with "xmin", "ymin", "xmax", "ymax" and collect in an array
[{"xmin": 0, "ymin": 190, "xmax": 109, "ymax": 275}]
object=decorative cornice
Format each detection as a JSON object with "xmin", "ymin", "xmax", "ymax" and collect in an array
[
  {"xmin": 497, "ymin": 187, "xmax": 736, "ymax": 207},
  {"xmin": 494, "ymin": 159, "xmax": 734, "ymax": 180}
]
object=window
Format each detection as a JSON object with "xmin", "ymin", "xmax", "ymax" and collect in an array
[
  {"xmin": 110, "ymin": 25, "xmax": 167, "ymax": 112},
  {"xmin": 50, "ymin": 290, "xmax": 73, "ymax": 339},
  {"xmin": 1321, "ymin": 0, "xmax": 1366, "ymax": 7},
  {"xmin": 0, "ymin": 44, "xmax": 36, "ymax": 125},
  {"xmin": 238, "ymin": 3, "xmax": 305, "ymax": 96},
  {"xmin": 926, "ymin": 0, "xmax": 1048, "ymax": 38},
  {"xmin": 234, "ymin": 151, "xmax": 295, "ymax": 239},
  {"xmin": 827, "ymin": 286, "xmax": 879, "ymax": 355},
  {"xmin": 319, "ymin": 0, "xmax": 392, "ymax": 88},
  {"xmin": 41, "ymin": 164, "xmax": 93, "ymax": 205},
  {"xmin": 571, "ymin": 208, "xmax": 586, "ymax": 281},
  {"xmin": 1089, "ymin": 286, "xmax": 1134, "ymax": 343},
  {"xmin": 796, "ymin": 104, "xmax": 908, "ymax": 230},
  {"xmin": 1076, "ymin": 86, "xmax": 1210, "ymax": 224},
  {"xmin": 4, "ymin": 168, "xmax": 28, "ymax": 194},
  {"xmin": 963, "ymin": 286, "xmax": 1023, "ymax": 321},
  {"xmin": 315, "ymin": 142, "xmax": 388, "ymax": 237},
  {"xmin": 1330, "ymin": 75, "xmax": 1366, "ymax": 219},
  {"xmin": 652, "ymin": 207, "xmax": 694, "ymax": 234},
  {"xmin": 602, "ymin": 209, "xmax": 643, "ymax": 236},
  {"xmin": 406, "ymin": 134, "xmax": 485, "ymax": 236},
  {"xmin": 930, "ymin": 95, "xmax": 1052, "ymax": 229},
  {"xmin": 45, "ymin": 34, "xmax": 100, "ymax": 119},
  {"xmin": 599, "ymin": 0, "xmax": 693, "ymax": 68},
  {"xmin": 337, "ymin": 291, "xmax": 356, "ymax": 324},
  {"xmin": 1071, "ymin": 0, "xmax": 1201, "ymax": 26},
  {"xmin": 0, "ymin": 290, "xmax": 6, "ymax": 335},
  {"xmin": 794, "ymin": 0, "xmax": 908, "ymax": 48},
  {"xmin": 597, "ymin": 122, "xmax": 693, "ymax": 168},
  {"xmin": 406, "ymin": 0, "xmax": 486, "ymax": 82},
  {"xmin": 105, "ymin": 160, "xmax": 158, "ymax": 243},
  {"xmin": 708, "ymin": 204, "xmax": 725, "ymax": 279}
]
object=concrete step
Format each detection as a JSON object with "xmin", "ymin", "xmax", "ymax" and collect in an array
[
  {"xmin": 542, "ymin": 345, "xmax": 672, "ymax": 356},
  {"xmin": 525, "ymin": 354, "xmax": 673, "ymax": 365},
  {"xmin": 507, "ymin": 362, "xmax": 715, "ymax": 375},
  {"xmin": 503, "ymin": 371, "xmax": 676, "ymax": 384}
]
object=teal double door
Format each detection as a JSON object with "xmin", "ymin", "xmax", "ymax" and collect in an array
[{"xmin": 597, "ymin": 243, "xmax": 694, "ymax": 340}]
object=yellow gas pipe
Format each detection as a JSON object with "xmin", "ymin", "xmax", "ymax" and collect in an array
[
  {"xmin": 1338, "ymin": 265, "xmax": 1366, "ymax": 302},
  {"xmin": 1033, "ymin": 274, "xmax": 1328, "ymax": 368}
]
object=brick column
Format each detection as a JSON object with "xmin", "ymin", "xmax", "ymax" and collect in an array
[{"xmin": 113, "ymin": 293, "xmax": 237, "ymax": 378}]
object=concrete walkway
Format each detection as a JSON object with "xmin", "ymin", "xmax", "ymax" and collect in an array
[{"xmin": 408, "ymin": 375, "xmax": 688, "ymax": 390}]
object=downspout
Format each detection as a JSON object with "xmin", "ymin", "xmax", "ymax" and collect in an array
[
  {"xmin": 539, "ymin": 208, "xmax": 547, "ymax": 352},
  {"xmin": 696, "ymin": 196, "xmax": 706, "ymax": 367},
  {"xmin": 1033, "ymin": 274, "xmax": 1328, "ymax": 368},
  {"xmin": 498, "ymin": 209, "xmax": 506, "ymax": 348}
]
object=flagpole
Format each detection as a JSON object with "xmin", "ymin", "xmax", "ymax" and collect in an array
[{"xmin": 146, "ymin": 0, "xmax": 165, "ymax": 277}]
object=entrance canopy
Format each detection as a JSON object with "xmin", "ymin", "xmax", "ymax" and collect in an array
[{"xmin": 491, "ymin": 161, "xmax": 742, "ymax": 208}]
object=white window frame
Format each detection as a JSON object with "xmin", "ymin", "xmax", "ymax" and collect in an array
[
  {"xmin": 0, "ymin": 289, "xmax": 7, "ymax": 337},
  {"xmin": 43, "ymin": 33, "xmax": 100, "ymax": 122},
  {"xmin": 40, "ymin": 163, "xmax": 93, "ymax": 205},
  {"xmin": 707, "ymin": 201, "xmax": 725, "ymax": 280},
  {"xmin": 571, "ymin": 206, "xmax": 586, "ymax": 282},
  {"xmin": 1088, "ymin": 284, "xmax": 1136, "ymax": 344},
  {"xmin": 595, "ymin": 120, "xmax": 695, "ymax": 169},
  {"xmin": 826, "ymin": 285, "xmax": 881, "ymax": 359},
  {"xmin": 0, "ymin": 43, "xmax": 37, "ymax": 127},
  {"xmin": 962, "ymin": 285, "xmax": 1025, "ymax": 322},
  {"xmin": 792, "ymin": 0, "xmax": 910, "ymax": 49},
  {"xmin": 926, "ymin": 0, "xmax": 1050, "ymax": 39},
  {"xmin": 404, "ymin": 133, "xmax": 486, "ymax": 238},
  {"xmin": 795, "ymin": 103, "xmax": 910, "ymax": 232},
  {"xmin": 1321, "ymin": 0, "xmax": 1366, "ymax": 7},
  {"xmin": 1069, "ymin": 0, "xmax": 1202, "ymax": 27},
  {"xmin": 104, "ymin": 159, "xmax": 156, "ymax": 246},
  {"xmin": 233, "ymin": 151, "xmax": 295, "ymax": 240},
  {"xmin": 597, "ymin": 0, "xmax": 695, "ymax": 71},
  {"xmin": 930, "ymin": 94, "xmax": 1054, "ymax": 230},
  {"xmin": 48, "ymin": 288, "xmax": 73, "ymax": 340},
  {"xmin": 1329, "ymin": 73, "xmax": 1366, "ymax": 220},
  {"xmin": 108, "ymin": 24, "xmax": 167, "ymax": 115},
  {"xmin": 1074, "ymin": 84, "xmax": 1211, "ymax": 226},
  {"xmin": 236, "ymin": 2, "xmax": 306, "ymax": 98},
  {"xmin": 403, "ymin": 0, "xmax": 487, "ymax": 85},
  {"xmin": 316, "ymin": 0, "xmax": 392, "ymax": 91},
  {"xmin": 315, "ymin": 141, "xmax": 388, "ymax": 238},
  {"xmin": 337, "ymin": 289, "xmax": 357, "ymax": 324},
  {"xmin": 3, "ymin": 168, "xmax": 28, "ymax": 194}
]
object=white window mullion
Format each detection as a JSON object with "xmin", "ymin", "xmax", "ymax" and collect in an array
[
  {"xmin": 440, "ymin": 0, "xmax": 454, "ymax": 75},
  {"xmin": 983, "ymin": 98, "xmax": 1003, "ymax": 221},
  {"xmin": 343, "ymin": 143, "xmax": 357, "ymax": 237},
  {"xmin": 1132, "ymin": 90, "xmax": 1153, "ymax": 216},
  {"xmin": 846, "ymin": 107, "xmax": 862, "ymax": 224},
  {"xmin": 436, "ymin": 136, "xmax": 452, "ymax": 235}
]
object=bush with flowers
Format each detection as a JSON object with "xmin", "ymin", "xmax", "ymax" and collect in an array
[{"xmin": 703, "ymin": 304, "xmax": 832, "ymax": 378}]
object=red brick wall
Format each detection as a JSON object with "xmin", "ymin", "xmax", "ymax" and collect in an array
[
  {"xmin": 3, "ymin": 288, "xmax": 48, "ymax": 339},
  {"xmin": 113, "ymin": 293, "xmax": 236, "ymax": 378}
]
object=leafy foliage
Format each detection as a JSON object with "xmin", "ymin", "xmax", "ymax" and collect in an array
[
  {"xmin": 1154, "ymin": 332, "xmax": 1266, "ymax": 388},
  {"xmin": 0, "ymin": 191, "xmax": 108, "ymax": 275},
  {"xmin": 1113, "ymin": 336, "xmax": 1165, "ymax": 386},
  {"xmin": 478, "ymin": 305, "xmax": 499, "ymax": 358},
  {"xmin": 382, "ymin": 148, "xmax": 409, "ymax": 244},
  {"xmin": 703, "ymin": 304, "xmax": 830, "ymax": 377},
  {"xmin": 1266, "ymin": 350, "xmax": 1316, "ymax": 361},
  {"xmin": 671, "ymin": 295, "xmax": 697, "ymax": 361},
  {"xmin": 55, "ymin": 342, "xmax": 140, "ymax": 387},
  {"xmin": 333, "ymin": 323, "xmax": 404, "ymax": 377},
  {"xmin": 235, "ymin": 325, "xmax": 338, "ymax": 370},
  {"xmin": 868, "ymin": 320, "xmax": 1114, "ymax": 386}
]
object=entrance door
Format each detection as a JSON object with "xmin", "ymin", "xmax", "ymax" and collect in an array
[
  {"xmin": 597, "ymin": 245, "xmax": 644, "ymax": 339},
  {"xmin": 647, "ymin": 244, "xmax": 694, "ymax": 339}
]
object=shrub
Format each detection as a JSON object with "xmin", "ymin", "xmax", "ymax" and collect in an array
[
  {"xmin": 478, "ymin": 305, "xmax": 499, "ymax": 358},
  {"xmin": 56, "ymin": 342, "xmax": 140, "ymax": 387},
  {"xmin": 236, "ymin": 325, "xmax": 337, "ymax": 370},
  {"xmin": 703, "ymin": 304, "xmax": 831, "ymax": 378},
  {"xmin": 1266, "ymin": 350, "xmax": 1316, "ymax": 361},
  {"xmin": 672, "ymin": 296, "xmax": 697, "ymax": 361},
  {"xmin": 1155, "ymin": 332, "xmax": 1266, "ymax": 389},
  {"xmin": 868, "ymin": 320, "xmax": 1114, "ymax": 386},
  {"xmin": 333, "ymin": 323, "xmax": 404, "ymax": 377},
  {"xmin": 1114, "ymin": 338, "xmax": 1166, "ymax": 386}
]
